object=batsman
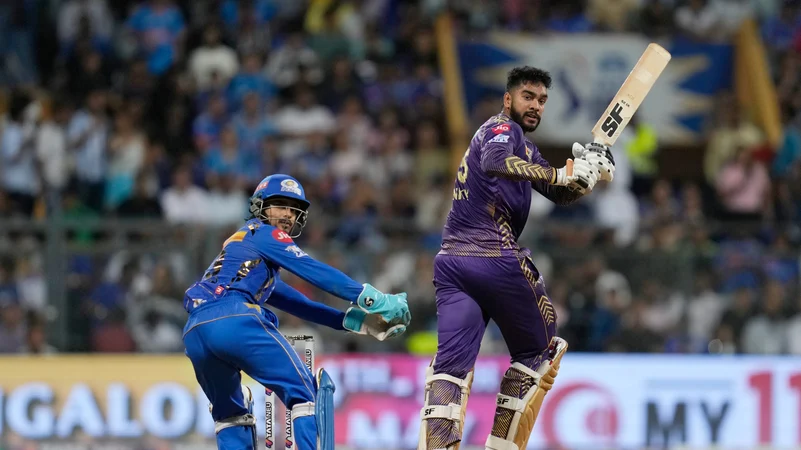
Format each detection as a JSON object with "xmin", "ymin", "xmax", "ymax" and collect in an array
[{"xmin": 417, "ymin": 67, "xmax": 616, "ymax": 450}]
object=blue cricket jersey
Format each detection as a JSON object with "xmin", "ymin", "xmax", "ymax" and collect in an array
[{"xmin": 183, "ymin": 218, "xmax": 362, "ymax": 329}]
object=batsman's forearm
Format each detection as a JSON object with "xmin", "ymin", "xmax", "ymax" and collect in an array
[
  {"xmin": 482, "ymin": 154, "xmax": 556, "ymax": 183},
  {"xmin": 533, "ymin": 181, "xmax": 584, "ymax": 206}
]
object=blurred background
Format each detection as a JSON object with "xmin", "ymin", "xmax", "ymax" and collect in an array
[{"xmin": 0, "ymin": 0, "xmax": 799, "ymax": 448}]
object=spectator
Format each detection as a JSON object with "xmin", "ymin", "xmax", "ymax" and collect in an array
[
  {"xmin": 160, "ymin": 165, "xmax": 210, "ymax": 224},
  {"xmin": 1, "ymin": 91, "xmax": 40, "ymax": 216},
  {"xmin": 116, "ymin": 172, "xmax": 163, "ymax": 219},
  {"xmin": 741, "ymin": 281, "xmax": 787, "ymax": 354},
  {"xmin": 20, "ymin": 316, "xmax": 58, "ymax": 354},
  {"xmin": 274, "ymin": 88, "xmax": 336, "ymax": 158},
  {"xmin": 336, "ymin": 95, "xmax": 372, "ymax": 151},
  {"xmin": 264, "ymin": 30, "xmax": 324, "ymax": 88},
  {"xmin": 57, "ymin": 0, "xmax": 113, "ymax": 52},
  {"xmin": 591, "ymin": 181, "xmax": 640, "ymax": 247},
  {"xmin": 715, "ymin": 147, "xmax": 772, "ymax": 221},
  {"xmin": 188, "ymin": 23, "xmax": 239, "ymax": 92},
  {"xmin": 761, "ymin": 1, "xmax": 801, "ymax": 54},
  {"xmin": 0, "ymin": 298, "xmax": 25, "ymax": 353},
  {"xmin": 640, "ymin": 179, "xmax": 679, "ymax": 231},
  {"xmin": 125, "ymin": 0, "xmax": 186, "ymax": 75},
  {"xmin": 204, "ymin": 125, "xmax": 250, "ymax": 187},
  {"xmin": 413, "ymin": 122, "xmax": 449, "ymax": 186},
  {"xmin": 231, "ymin": 90, "xmax": 278, "ymax": 170},
  {"xmin": 606, "ymin": 299, "xmax": 665, "ymax": 352},
  {"xmin": 220, "ymin": 0, "xmax": 278, "ymax": 34},
  {"xmin": 206, "ymin": 173, "xmax": 249, "ymax": 227},
  {"xmin": 227, "ymin": 53, "xmax": 276, "ymax": 110},
  {"xmin": 67, "ymin": 88, "xmax": 110, "ymax": 211},
  {"xmin": 772, "ymin": 108, "xmax": 801, "ymax": 178},
  {"xmin": 106, "ymin": 108, "xmax": 146, "ymax": 209},
  {"xmin": 686, "ymin": 270, "xmax": 727, "ymax": 351},
  {"xmin": 192, "ymin": 93, "xmax": 228, "ymax": 154},
  {"xmin": 232, "ymin": 5, "xmax": 273, "ymax": 57},
  {"xmin": 36, "ymin": 97, "xmax": 73, "ymax": 196},
  {"xmin": 717, "ymin": 287, "xmax": 756, "ymax": 347}
]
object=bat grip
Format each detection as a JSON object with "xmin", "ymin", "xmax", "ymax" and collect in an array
[{"xmin": 566, "ymin": 159, "xmax": 573, "ymax": 177}]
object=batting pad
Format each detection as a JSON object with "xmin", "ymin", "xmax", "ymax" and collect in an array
[
  {"xmin": 485, "ymin": 337, "xmax": 568, "ymax": 450},
  {"xmin": 417, "ymin": 361, "xmax": 474, "ymax": 450},
  {"xmin": 316, "ymin": 368, "xmax": 336, "ymax": 450}
]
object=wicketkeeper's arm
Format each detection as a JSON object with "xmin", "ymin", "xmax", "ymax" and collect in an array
[
  {"xmin": 266, "ymin": 279, "xmax": 346, "ymax": 330},
  {"xmin": 253, "ymin": 228, "xmax": 364, "ymax": 303}
]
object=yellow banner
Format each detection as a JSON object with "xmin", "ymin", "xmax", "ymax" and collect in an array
[{"xmin": 0, "ymin": 355, "xmax": 228, "ymax": 442}]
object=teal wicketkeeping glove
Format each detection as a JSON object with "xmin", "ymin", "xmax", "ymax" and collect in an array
[{"xmin": 356, "ymin": 283, "xmax": 411, "ymax": 326}]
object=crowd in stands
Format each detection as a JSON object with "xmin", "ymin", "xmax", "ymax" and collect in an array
[{"xmin": 0, "ymin": 0, "xmax": 799, "ymax": 357}]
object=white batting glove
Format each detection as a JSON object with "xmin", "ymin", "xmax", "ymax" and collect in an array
[
  {"xmin": 573, "ymin": 142, "xmax": 615, "ymax": 183},
  {"xmin": 553, "ymin": 158, "xmax": 598, "ymax": 194},
  {"xmin": 570, "ymin": 157, "xmax": 599, "ymax": 193}
]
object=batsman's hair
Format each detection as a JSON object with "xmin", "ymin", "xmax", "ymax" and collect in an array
[{"xmin": 506, "ymin": 66, "xmax": 552, "ymax": 92}]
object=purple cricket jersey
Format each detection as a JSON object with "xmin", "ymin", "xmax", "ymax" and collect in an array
[{"xmin": 440, "ymin": 113, "xmax": 577, "ymax": 258}]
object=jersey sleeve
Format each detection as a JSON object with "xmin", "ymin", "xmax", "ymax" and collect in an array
[
  {"xmin": 250, "ymin": 227, "xmax": 364, "ymax": 302},
  {"xmin": 479, "ymin": 123, "xmax": 556, "ymax": 183},
  {"xmin": 529, "ymin": 151, "xmax": 584, "ymax": 206},
  {"xmin": 266, "ymin": 279, "xmax": 346, "ymax": 331}
]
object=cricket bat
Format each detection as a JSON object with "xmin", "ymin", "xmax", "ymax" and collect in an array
[{"xmin": 590, "ymin": 43, "xmax": 672, "ymax": 147}]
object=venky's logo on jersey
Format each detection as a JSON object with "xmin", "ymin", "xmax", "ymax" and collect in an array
[
  {"xmin": 272, "ymin": 229, "xmax": 293, "ymax": 243},
  {"xmin": 525, "ymin": 145, "xmax": 533, "ymax": 161},
  {"xmin": 492, "ymin": 124, "xmax": 511, "ymax": 134}
]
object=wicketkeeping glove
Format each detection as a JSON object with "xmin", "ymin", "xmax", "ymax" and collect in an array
[{"xmin": 356, "ymin": 283, "xmax": 411, "ymax": 327}]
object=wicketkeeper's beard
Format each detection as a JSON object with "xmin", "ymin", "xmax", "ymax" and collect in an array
[
  {"xmin": 510, "ymin": 101, "xmax": 541, "ymax": 133},
  {"xmin": 267, "ymin": 215, "xmax": 296, "ymax": 233}
]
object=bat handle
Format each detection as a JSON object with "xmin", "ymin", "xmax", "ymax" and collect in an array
[{"xmin": 566, "ymin": 159, "xmax": 574, "ymax": 177}]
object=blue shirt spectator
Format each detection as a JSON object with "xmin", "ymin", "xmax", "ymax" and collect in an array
[{"xmin": 126, "ymin": 0, "xmax": 186, "ymax": 74}]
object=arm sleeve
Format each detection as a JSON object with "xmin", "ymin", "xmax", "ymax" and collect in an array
[
  {"xmin": 529, "ymin": 152, "xmax": 584, "ymax": 206},
  {"xmin": 266, "ymin": 280, "xmax": 346, "ymax": 331},
  {"xmin": 252, "ymin": 228, "xmax": 364, "ymax": 302},
  {"xmin": 479, "ymin": 130, "xmax": 557, "ymax": 183},
  {"xmin": 532, "ymin": 181, "xmax": 584, "ymax": 206}
]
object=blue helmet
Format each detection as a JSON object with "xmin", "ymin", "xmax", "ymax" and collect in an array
[{"xmin": 249, "ymin": 174, "xmax": 310, "ymax": 237}]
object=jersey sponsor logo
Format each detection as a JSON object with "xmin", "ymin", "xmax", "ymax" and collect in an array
[
  {"xmin": 272, "ymin": 229, "xmax": 293, "ymax": 243},
  {"xmin": 280, "ymin": 179, "xmax": 302, "ymax": 195},
  {"xmin": 525, "ymin": 145, "xmax": 533, "ymax": 161},
  {"xmin": 492, "ymin": 124, "xmax": 511, "ymax": 134},
  {"xmin": 489, "ymin": 134, "xmax": 510, "ymax": 143},
  {"xmin": 214, "ymin": 285, "xmax": 224, "ymax": 295},
  {"xmin": 285, "ymin": 245, "xmax": 307, "ymax": 258}
]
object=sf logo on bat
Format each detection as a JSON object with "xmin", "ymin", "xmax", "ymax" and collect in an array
[{"xmin": 600, "ymin": 102, "xmax": 625, "ymax": 138}]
